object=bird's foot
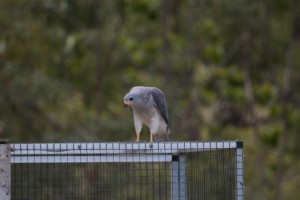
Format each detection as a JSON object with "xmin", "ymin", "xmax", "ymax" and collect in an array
[
  {"xmin": 135, "ymin": 135, "xmax": 140, "ymax": 143},
  {"xmin": 149, "ymin": 142, "xmax": 153, "ymax": 148}
]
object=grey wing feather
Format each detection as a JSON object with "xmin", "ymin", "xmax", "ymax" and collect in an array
[{"xmin": 150, "ymin": 88, "xmax": 169, "ymax": 124}]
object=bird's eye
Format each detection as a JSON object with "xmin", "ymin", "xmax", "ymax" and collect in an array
[{"xmin": 129, "ymin": 97, "xmax": 133, "ymax": 101}]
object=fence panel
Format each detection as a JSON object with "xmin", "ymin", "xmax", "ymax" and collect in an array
[{"xmin": 9, "ymin": 141, "xmax": 244, "ymax": 200}]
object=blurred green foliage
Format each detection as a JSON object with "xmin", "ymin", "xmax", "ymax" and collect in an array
[{"xmin": 0, "ymin": 0, "xmax": 299, "ymax": 199}]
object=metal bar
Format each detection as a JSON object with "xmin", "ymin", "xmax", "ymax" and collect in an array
[
  {"xmin": 171, "ymin": 155, "xmax": 187, "ymax": 200},
  {"xmin": 171, "ymin": 155, "xmax": 179, "ymax": 200},
  {"xmin": 11, "ymin": 155, "xmax": 172, "ymax": 164},
  {"xmin": 0, "ymin": 140, "xmax": 10, "ymax": 200},
  {"xmin": 179, "ymin": 155, "xmax": 187, "ymax": 200},
  {"xmin": 236, "ymin": 142, "xmax": 244, "ymax": 200},
  {"xmin": 10, "ymin": 141, "xmax": 239, "ymax": 156}
]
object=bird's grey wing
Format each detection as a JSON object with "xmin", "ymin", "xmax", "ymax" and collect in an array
[{"xmin": 150, "ymin": 88, "xmax": 169, "ymax": 124}]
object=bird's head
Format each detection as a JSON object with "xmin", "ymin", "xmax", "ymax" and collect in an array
[
  {"xmin": 123, "ymin": 94, "xmax": 133, "ymax": 108},
  {"xmin": 123, "ymin": 88, "xmax": 145, "ymax": 108}
]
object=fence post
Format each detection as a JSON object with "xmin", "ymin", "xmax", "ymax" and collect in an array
[
  {"xmin": 236, "ymin": 141, "xmax": 244, "ymax": 200},
  {"xmin": 0, "ymin": 139, "xmax": 10, "ymax": 200},
  {"xmin": 171, "ymin": 155, "xmax": 186, "ymax": 200}
]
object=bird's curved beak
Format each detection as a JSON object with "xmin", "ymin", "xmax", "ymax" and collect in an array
[{"xmin": 123, "ymin": 100, "xmax": 128, "ymax": 108}]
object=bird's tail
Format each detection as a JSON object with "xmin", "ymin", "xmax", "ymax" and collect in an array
[{"xmin": 166, "ymin": 126, "xmax": 170, "ymax": 141}]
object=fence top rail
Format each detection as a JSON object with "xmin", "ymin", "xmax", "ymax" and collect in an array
[{"xmin": 10, "ymin": 141, "xmax": 242, "ymax": 156}]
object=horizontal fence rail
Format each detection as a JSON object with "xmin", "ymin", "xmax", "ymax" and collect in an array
[
  {"xmin": 6, "ymin": 141, "xmax": 244, "ymax": 200},
  {"xmin": 11, "ymin": 141, "xmax": 239, "ymax": 164}
]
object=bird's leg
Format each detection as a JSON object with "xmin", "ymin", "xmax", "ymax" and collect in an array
[
  {"xmin": 150, "ymin": 133, "xmax": 154, "ymax": 143},
  {"xmin": 149, "ymin": 133, "xmax": 154, "ymax": 148},
  {"xmin": 135, "ymin": 134, "xmax": 140, "ymax": 142}
]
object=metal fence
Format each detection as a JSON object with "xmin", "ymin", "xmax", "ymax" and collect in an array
[{"xmin": 1, "ymin": 141, "xmax": 244, "ymax": 200}]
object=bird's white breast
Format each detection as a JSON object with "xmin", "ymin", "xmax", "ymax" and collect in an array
[
  {"xmin": 133, "ymin": 106, "xmax": 168, "ymax": 135},
  {"xmin": 148, "ymin": 110, "xmax": 168, "ymax": 135}
]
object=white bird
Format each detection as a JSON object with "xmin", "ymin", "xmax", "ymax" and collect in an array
[{"xmin": 123, "ymin": 86, "xmax": 170, "ymax": 143}]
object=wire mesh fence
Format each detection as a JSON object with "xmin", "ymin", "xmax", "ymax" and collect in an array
[{"xmin": 9, "ymin": 141, "xmax": 244, "ymax": 200}]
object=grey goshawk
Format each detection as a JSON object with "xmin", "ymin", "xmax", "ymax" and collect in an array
[{"xmin": 123, "ymin": 86, "xmax": 170, "ymax": 142}]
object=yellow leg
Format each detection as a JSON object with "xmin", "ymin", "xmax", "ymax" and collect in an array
[
  {"xmin": 150, "ymin": 133, "xmax": 154, "ymax": 143},
  {"xmin": 149, "ymin": 133, "xmax": 154, "ymax": 148},
  {"xmin": 135, "ymin": 134, "xmax": 140, "ymax": 142}
]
